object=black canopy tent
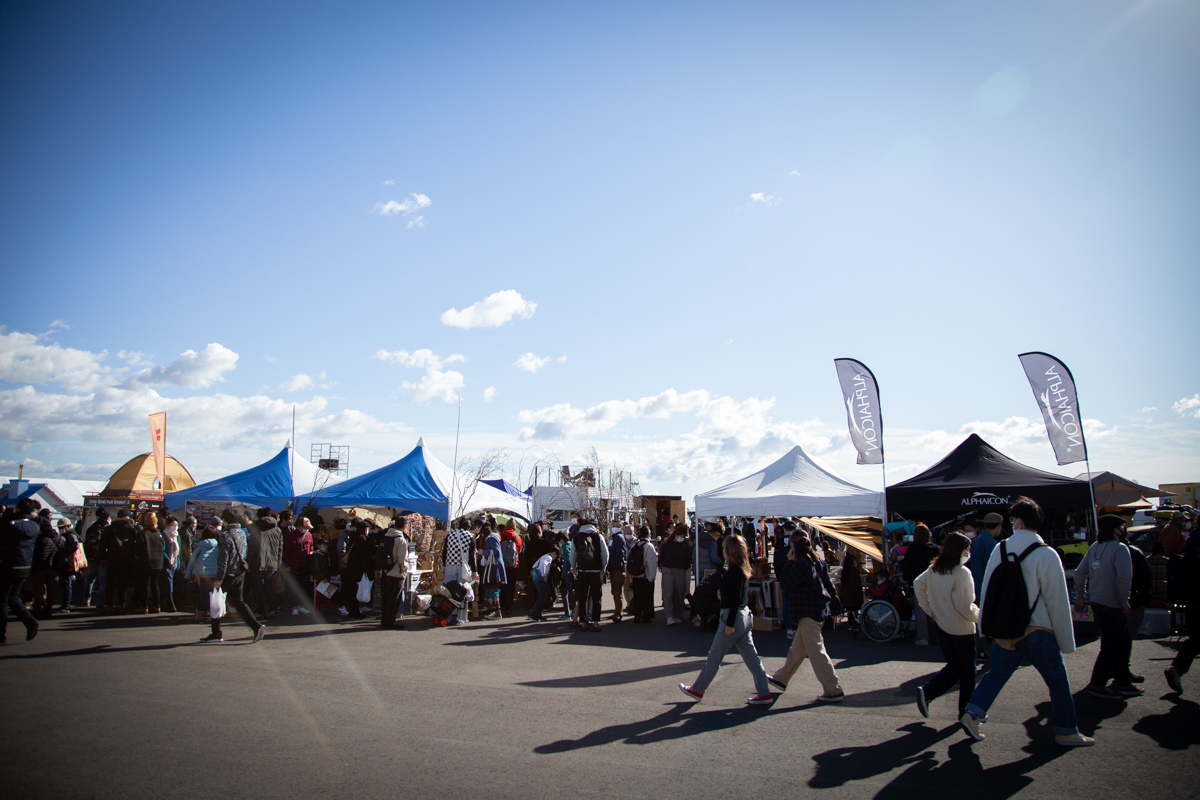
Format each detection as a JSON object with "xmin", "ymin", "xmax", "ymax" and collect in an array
[{"xmin": 886, "ymin": 434, "xmax": 1093, "ymax": 521}]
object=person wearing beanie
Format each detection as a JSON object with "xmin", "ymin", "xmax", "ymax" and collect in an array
[{"xmin": 1074, "ymin": 515, "xmax": 1141, "ymax": 699}]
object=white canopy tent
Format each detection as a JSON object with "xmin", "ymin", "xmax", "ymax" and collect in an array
[
  {"xmin": 693, "ymin": 445, "xmax": 885, "ymax": 583},
  {"xmin": 695, "ymin": 445, "xmax": 885, "ymax": 519},
  {"xmin": 423, "ymin": 442, "xmax": 534, "ymax": 521}
]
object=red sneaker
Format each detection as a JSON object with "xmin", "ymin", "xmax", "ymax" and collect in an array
[
  {"xmin": 678, "ymin": 683, "xmax": 703, "ymax": 701},
  {"xmin": 747, "ymin": 695, "xmax": 775, "ymax": 706}
]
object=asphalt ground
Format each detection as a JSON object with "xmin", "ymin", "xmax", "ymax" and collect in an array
[{"xmin": 1, "ymin": 588, "xmax": 1198, "ymax": 800}]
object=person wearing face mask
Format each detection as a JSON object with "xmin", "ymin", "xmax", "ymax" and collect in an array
[
  {"xmin": 159, "ymin": 517, "xmax": 181, "ymax": 613},
  {"xmin": 1074, "ymin": 515, "xmax": 1142, "ymax": 699},
  {"xmin": 1160, "ymin": 512, "xmax": 1189, "ymax": 558},
  {"xmin": 913, "ymin": 533, "xmax": 979, "ymax": 720}
]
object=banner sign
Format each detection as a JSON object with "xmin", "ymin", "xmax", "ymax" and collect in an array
[
  {"xmin": 1018, "ymin": 352, "xmax": 1087, "ymax": 466},
  {"xmin": 149, "ymin": 412, "xmax": 167, "ymax": 490},
  {"xmin": 834, "ymin": 358, "xmax": 884, "ymax": 465}
]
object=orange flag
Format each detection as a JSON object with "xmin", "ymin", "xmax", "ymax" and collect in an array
[{"xmin": 149, "ymin": 412, "xmax": 167, "ymax": 491}]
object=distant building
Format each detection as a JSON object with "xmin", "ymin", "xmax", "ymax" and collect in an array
[{"xmin": 1160, "ymin": 482, "xmax": 1200, "ymax": 508}]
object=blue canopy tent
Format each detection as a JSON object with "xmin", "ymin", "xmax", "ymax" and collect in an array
[
  {"xmin": 481, "ymin": 479, "xmax": 533, "ymax": 501},
  {"xmin": 164, "ymin": 446, "xmax": 341, "ymax": 510},
  {"xmin": 299, "ymin": 439, "xmax": 532, "ymax": 521}
]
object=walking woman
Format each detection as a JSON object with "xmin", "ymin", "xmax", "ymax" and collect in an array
[
  {"xmin": 768, "ymin": 533, "xmax": 845, "ymax": 703},
  {"xmin": 478, "ymin": 525, "xmax": 506, "ymax": 619},
  {"xmin": 912, "ymin": 532, "xmax": 979, "ymax": 719},
  {"xmin": 679, "ymin": 534, "xmax": 772, "ymax": 705}
]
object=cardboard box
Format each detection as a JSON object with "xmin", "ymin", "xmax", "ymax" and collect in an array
[{"xmin": 752, "ymin": 615, "xmax": 780, "ymax": 632}]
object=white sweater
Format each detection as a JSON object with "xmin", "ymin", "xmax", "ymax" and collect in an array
[
  {"xmin": 979, "ymin": 529, "xmax": 1076, "ymax": 655},
  {"xmin": 913, "ymin": 562, "xmax": 979, "ymax": 636}
]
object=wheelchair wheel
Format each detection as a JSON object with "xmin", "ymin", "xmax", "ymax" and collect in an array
[{"xmin": 861, "ymin": 599, "xmax": 900, "ymax": 643}]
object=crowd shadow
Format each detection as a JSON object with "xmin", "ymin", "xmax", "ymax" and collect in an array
[
  {"xmin": 0, "ymin": 642, "xmax": 185, "ymax": 660},
  {"xmin": 1131, "ymin": 695, "xmax": 1200, "ymax": 750},
  {"xmin": 534, "ymin": 701, "xmax": 804, "ymax": 754},
  {"xmin": 810, "ymin": 702, "xmax": 1068, "ymax": 797},
  {"xmin": 518, "ymin": 660, "xmax": 706, "ymax": 689}
]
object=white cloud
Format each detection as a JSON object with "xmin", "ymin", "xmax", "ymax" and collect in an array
[
  {"xmin": 1142, "ymin": 406, "xmax": 1158, "ymax": 413},
  {"xmin": 372, "ymin": 193, "xmax": 432, "ymax": 228},
  {"xmin": 0, "ymin": 330, "xmax": 111, "ymax": 392},
  {"xmin": 375, "ymin": 349, "xmax": 464, "ymax": 370},
  {"xmin": 441, "ymin": 290, "xmax": 537, "ymax": 330},
  {"xmin": 514, "ymin": 352, "xmax": 550, "ymax": 373},
  {"xmin": 788, "ymin": 170, "xmax": 802, "ymax": 177},
  {"xmin": 911, "ymin": 415, "xmax": 1113, "ymax": 453},
  {"xmin": 128, "ymin": 343, "xmax": 238, "ymax": 389},
  {"xmin": 49, "ymin": 319, "xmax": 69, "ymax": 329},
  {"xmin": 483, "ymin": 386, "xmax": 496, "ymax": 402},
  {"xmin": 383, "ymin": 179, "xmax": 395, "ymax": 186},
  {"xmin": 749, "ymin": 192, "xmax": 782, "ymax": 206},
  {"xmin": 263, "ymin": 355, "xmax": 278, "ymax": 363},
  {"xmin": 279, "ymin": 373, "xmax": 314, "ymax": 392},
  {"xmin": 117, "ymin": 350, "xmax": 153, "ymax": 367},
  {"xmin": 1174, "ymin": 394, "xmax": 1200, "ymax": 419},
  {"xmin": 376, "ymin": 348, "xmax": 465, "ymax": 403},
  {"xmin": 556, "ymin": 355, "xmax": 567, "ymax": 363}
]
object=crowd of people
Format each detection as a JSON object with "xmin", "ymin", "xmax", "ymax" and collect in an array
[{"xmin": 2, "ymin": 493, "xmax": 1198, "ymax": 749}]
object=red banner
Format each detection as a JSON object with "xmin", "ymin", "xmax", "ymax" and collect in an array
[{"xmin": 149, "ymin": 412, "xmax": 167, "ymax": 491}]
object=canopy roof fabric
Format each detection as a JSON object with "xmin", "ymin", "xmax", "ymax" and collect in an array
[
  {"xmin": 886, "ymin": 434, "xmax": 1092, "ymax": 515},
  {"xmin": 1073, "ymin": 470, "xmax": 1172, "ymax": 507},
  {"xmin": 801, "ymin": 516, "xmax": 884, "ymax": 563},
  {"xmin": 481, "ymin": 479, "xmax": 533, "ymax": 501},
  {"xmin": 695, "ymin": 446, "xmax": 885, "ymax": 518},
  {"xmin": 104, "ymin": 453, "xmax": 196, "ymax": 495},
  {"xmin": 300, "ymin": 439, "xmax": 532, "ymax": 521},
  {"xmin": 164, "ymin": 446, "xmax": 342, "ymax": 510}
]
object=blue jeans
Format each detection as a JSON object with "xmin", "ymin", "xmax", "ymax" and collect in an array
[
  {"xmin": 81, "ymin": 563, "xmax": 106, "ymax": 607},
  {"xmin": 530, "ymin": 578, "xmax": 548, "ymax": 618},
  {"xmin": 60, "ymin": 572, "xmax": 80, "ymax": 609},
  {"xmin": 966, "ymin": 630, "xmax": 1078, "ymax": 735},
  {"xmin": 689, "ymin": 607, "xmax": 770, "ymax": 697}
]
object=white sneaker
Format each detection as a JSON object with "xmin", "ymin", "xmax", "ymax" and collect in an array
[
  {"xmin": 292, "ymin": 608, "xmax": 302, "ymax": 616},
  {"xmin": 338, "ymin": 606, "xmax": 349, "ymax": 616},
  {"xmin": 786, "ymin": 629, "xmax": 796, "ymax": 639}
]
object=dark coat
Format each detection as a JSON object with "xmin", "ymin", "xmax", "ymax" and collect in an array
[
  {"xmin": 32, "ymin": 528, "xmax": 64, "ymax": 571},
  {"xmin": 1, "ymin": 515, "xmax": 41, "ymax": 573},
  {"xmin": 103, "ymin": 519, "xmax": 139, "ymax": 566},
  {"xmin": 247, "ymin": 517, "xmax": 283, "ymax": 572},
  {"xmin": 146, "ymin": 529, "xmax": 165, "ymax": 570},
  {"xmin": 901, "ymin": 542, "xmax": 940, "ymax": 585}
]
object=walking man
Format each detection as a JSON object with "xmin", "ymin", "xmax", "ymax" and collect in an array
[
  {"xmin": 201, "ymin": 517, "xmax": 264, "ymax": 644},
  {"xmin": 961, "ymin": 496, "xmax": 1092, "ymax": 746},
  {"xmin": 1164, "ymin": 531, "xmax": 1199, "ymax": 694},
  {"xmin": 607, "ymin": 523, "xmax": 629, "ymax": 623},
  {"xmin": 0, "ymin": 498, "xmax": 42, "ymax": 643}
]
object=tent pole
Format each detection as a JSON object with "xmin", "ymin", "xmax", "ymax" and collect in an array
[
  {"xmin": 692, "ymin": 495, "xmax": 699, "ymax": 595},
  {"xmin": 1084, "ymin": 458, "xmax": 1099, "ymax": 540},
  {"xmin": 449, "ymin": 393, "xmax": 462, "ymax": 523}
]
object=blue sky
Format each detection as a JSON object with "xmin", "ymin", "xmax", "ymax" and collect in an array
[{"xmin": 2, "ymin": 1, "xmax": 1198, "ymax": 499}]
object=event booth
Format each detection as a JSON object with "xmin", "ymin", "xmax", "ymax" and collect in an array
[
  {"xmin": 164, "ymin": 445, "xmax": 342, "ymax": 514},
  {"xmin": 693, "ymin": 445, "xmax": 886, "ymax": 630},
  {"xmin": 298, "ymin": 439, "xmax": 532, "ymax": 522}
]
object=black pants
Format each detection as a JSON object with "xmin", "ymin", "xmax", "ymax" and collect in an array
[
  {"xmin": 576, "ymin": 572, "xmax": 602, "ymax": 624},
  {"xmin": 341, "ymin": 569, "xmax": 363, "ymax": 617},
  {"xmin": 1173, "ymin": 602, "xmax": 1199, "ymax": 676},
  {"xmin": 380, "ymin": 575, "xmax": 405, "ymax": 627},
  {"xmin": 27, "ymin": 567, "xmax": 57, "ymax": 616},
  {"xmin": 1090, "ymin": 603, "xmax": 1133, "ymax": 688},
  {"xmin": 499, "ymin": 576, "xmax": 517, "ymax": 613},
  {"xmin": 147, "ymin": 568, "xmax": 162, "ymax": 610},
  {"xmin": 105, "ymin": 563, "xmax": 129, "ymax": 608},
  {"xmin": 632, "ymin": 577, "xmax": 655, "ymax": 622},
  {"xmin": 212, "ymin": 573, "xmax": 260, "ymax": 637},
  {"xmin": 0, "ymin": 568, "xmax": 36, "ymax": 638},
  {"xmin": 131, "ymin": 564, "xmax": 149, "ymax": 608},
  {"xmin": 922, "ymin": 622, "xmax": 976, "ymax": 715}
]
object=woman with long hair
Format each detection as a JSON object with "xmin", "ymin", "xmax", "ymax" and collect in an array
[
  {"xmin": 912, "ymin": 532, "xmax": 979, "ymax": 719},
  {"xmin": 659, "ymin": 524, "xmax": 691, "ymax": 626},
  {"xmin": 768, "ymin": 533, "xmax": 845, "ymax": 702},
  {"xmin": 679, "ymin": 534, "xmax": 772, "ymax": 705},
  {"xmin": 478, "ymin": 524, "xmax": 506, "ymax": 620}
]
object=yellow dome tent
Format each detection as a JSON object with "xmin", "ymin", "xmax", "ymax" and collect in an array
[{"xmin": 102, "ymin": 453, "xmax": 197, "ymax": 495}]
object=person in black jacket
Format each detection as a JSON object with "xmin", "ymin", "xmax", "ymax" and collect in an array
[
  {"xmin": 143, "ymin": 512, "xmax": 165, "ymax": 613},
  {"xmin": 103, "ymin": 510, "xmax": 137, "ymax": 614},
  {"xmin": 28, "ymin": 511, "xmax": 63, "ymax": 619},
  {"xmin": 0, "ymin": 498, "xmax": 42, "ymax": 642},
  {"xmin": 773, "ymin": 520, "xmax": 798, "ymax": 638},
  {"xmin": 341, "ymin": 520, "xmax": 370, "ymax": 620},
  {"xmin": 128, "ymin": 513, "xmax": 152, "ymax": 613},
  {"xmin": 901, "ymin": 524, "xmax": 940, "ymax": 647},
  {"xmin": 81, "ymin": 509, "xmax": 110, "ymax": 609},
  {"xmin": 1122, "ymin": 526, "xmax": 1152, "ymax": 658},
  {"xmin": 679, "ymin": 534, "xmax": 772, "ymax": 704}
]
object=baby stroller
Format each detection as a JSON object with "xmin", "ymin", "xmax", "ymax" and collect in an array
[{"xmin": 430, "ymin": 580, "xmax": 473, "ymax": 627}]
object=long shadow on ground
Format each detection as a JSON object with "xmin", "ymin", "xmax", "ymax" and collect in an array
[{"xmin": 534, "ymin": 701, "xmax": 805, "ymax": 754}]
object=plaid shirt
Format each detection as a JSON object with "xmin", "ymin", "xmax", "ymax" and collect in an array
[{"xmin": 778, "ymin": 556, "xmax": 837, "ymax": 624}]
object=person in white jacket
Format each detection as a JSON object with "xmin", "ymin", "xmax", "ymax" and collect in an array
[
  {"xmin": 913, "ymin": 532, "xmax": 979, "ymax": 719},
  {"xmin": 959, "ymin": 497, "xmax": 1093, "ymax": 747}
]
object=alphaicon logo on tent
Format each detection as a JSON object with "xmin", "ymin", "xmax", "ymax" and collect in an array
[{"xmin": 961, "ymin": 492, "xmax": 1011, "ymax": 506}]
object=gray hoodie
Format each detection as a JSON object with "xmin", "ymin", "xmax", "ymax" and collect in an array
[{"xmin": 1074, "ymin": 539, "xmax": 1132, "ymax": 610}]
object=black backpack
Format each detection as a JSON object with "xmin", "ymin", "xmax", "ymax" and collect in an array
[
  {"xmin": 576, "ymin": 531, "xmax": 602, "ymax": 570},
  {"xmin": 375, "ymin": 540, "xmax": 396, "ymax": 572},
  {"xmin": 980, "ymin": 541, "xmax": 1046, "ymax": 639},
  {"xmin": 626, "ymin": 541, "xmax": 645, "ymax": 575}
]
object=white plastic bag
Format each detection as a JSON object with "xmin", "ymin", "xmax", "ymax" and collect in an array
[
  {"xmin": 209, "ymin": 588, "xmax": 227, "ymax": 619},
  {"xmin": 356, "ymin": 576, "xmax": 373, "ymax": 604}
]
